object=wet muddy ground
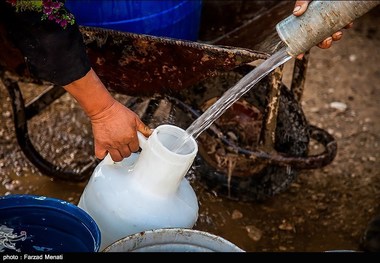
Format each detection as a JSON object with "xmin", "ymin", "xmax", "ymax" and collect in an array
[{"xmin": 1, "ymin": 5, "xmax": 379, "ymax": 252}]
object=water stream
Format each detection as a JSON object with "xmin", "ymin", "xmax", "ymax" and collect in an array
[{"xmin": 169, "ymin": 46, "xmax": 292, "ymax": 152}]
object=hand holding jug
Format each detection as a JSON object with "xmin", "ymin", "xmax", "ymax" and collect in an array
[{"xmin": 78, "ymin": 124, "xmax": 199, "ymax": 250}]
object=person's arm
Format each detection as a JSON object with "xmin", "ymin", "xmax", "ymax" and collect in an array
[
  {"xmin": 63, "ymin": 68, "xmax": 152, "ymax": 162},
  {"xmin": 293, "ymin": 0, "xmax": 353, "ymax": 59}
]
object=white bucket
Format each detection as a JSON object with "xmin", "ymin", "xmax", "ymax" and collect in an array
[{"xmin": 102, "ymin": 228, "xmax": 245, "ymax": 252}]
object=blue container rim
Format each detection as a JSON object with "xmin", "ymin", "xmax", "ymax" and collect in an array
[{"xmin": 0, "ymin": 194, "xmax": 101, "ymax": 252}]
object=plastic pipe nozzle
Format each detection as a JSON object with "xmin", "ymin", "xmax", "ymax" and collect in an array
[{"xmin": 276, "ymin": 1, "xmax": 380, "ymax": 57}]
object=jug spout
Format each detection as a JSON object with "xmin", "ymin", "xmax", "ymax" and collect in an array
[{"xmin": 133, "ymin": 124, "xmax": 198, "ymax": 196}]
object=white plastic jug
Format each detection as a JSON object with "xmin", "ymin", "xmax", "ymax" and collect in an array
[{"xmin": 78, "ymin": 124, "xmax": 199, "ymax": 251}]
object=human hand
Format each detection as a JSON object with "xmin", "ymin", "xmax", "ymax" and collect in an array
[
  {"xmin": 90, "ymin": 100, "xmax": 152, "ymax": 162},
  {"xmin": 293, "ymin": 0, "xmax": 353, "ymax": 59},
  {"xmin": 63, "ymin": 68, "xmax": 152, "ymax": 162}
]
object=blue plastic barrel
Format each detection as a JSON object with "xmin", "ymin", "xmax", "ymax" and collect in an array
[
  {"xmin": 65, "ymin": 0, "xmax": 203, "ymax": 41},
  {"xmin": 0, "ymin": 194, "xmax": 101, "ymax": 252}
]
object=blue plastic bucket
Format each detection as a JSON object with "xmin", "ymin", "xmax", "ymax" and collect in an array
[
  {"xmin": 0, "ymin": 194, "xmax": 101, "ymax": 253},
  {"xmin": 65, "ymin": 0, "xmax": 203, "ymax": 41}
]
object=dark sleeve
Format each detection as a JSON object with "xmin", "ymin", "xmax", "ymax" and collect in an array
[{"xmin": 0, "ymin": 2, "xmax": 91, "ymax": 86}]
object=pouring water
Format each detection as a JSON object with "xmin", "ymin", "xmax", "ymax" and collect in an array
[
  {"xmin": 168, "ymin": 1, "xmax": 380, "ymax": 153},
  {"xmin": 169, "ymin": 46, "xmax": 291, "ymax": 153}
]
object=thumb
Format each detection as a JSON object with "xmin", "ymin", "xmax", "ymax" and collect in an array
[
  {"xmin": 293, "ymin": 0, "xmax": 310, "ymax": 16},
  {"xmin": 136, "ymin": 120, "xmax": 152, "ymax": 137}
]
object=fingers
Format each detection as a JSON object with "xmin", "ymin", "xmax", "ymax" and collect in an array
[
  {"xmin": 107, "ymin": 148, "xmax": 124, "ymax": 162},
  {"xmin": 293, "ymin": 0, "xmax": 310, "ymax": 16},
  {"xmin": 332, "ymin": 31, "xmax": 343, "ymax": 41},
  {"xmin": 95, "ymin": 146, "xmax": 108, "ymax": 160},
  {"xmin": 317, "ymin": 36, "xmax": 333, "ymax": 49},
  {"xmin": 91, "ymin": 103, "xmax": 152, "ymax": 162},
  {"xmin": 292, "ymin": 1, "xmax": 352, "ymax": 54},
  {"xmin": 127, "ymin": 137, "xmax": 139, "ymax": 153},
  {"xmin": 344, "ymin": 22, "xmax": 354, "ymax": 29},
  {"xmin": 317, "ymin": 30, "xmax": 343, "ymax": 49},
  {"xmin": 94, "ymin": 125, "xmax": 150, "ymax": 162},
  {"xmin": 96, "ymin": 144, "xmax": 134, "ymax": 162},
  {"xmin": 296, "ymin": 53, "xmax": 304, "ymax": 60}
]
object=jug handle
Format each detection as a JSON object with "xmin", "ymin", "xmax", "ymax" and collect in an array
[
  {"xmin": 102, "ymin": 153, "xmax": 115, "ymax": 165},
  {"xmin": 137, "ymin": 131, "xmax": 148, "ymax": 150},
  {"xmin": 101, "ymin": 131, "xmax": 150, "ymax": 165}
]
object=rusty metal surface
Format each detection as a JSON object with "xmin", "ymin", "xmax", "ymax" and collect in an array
[
  {"xmin": 291, "ymin": 51, "xmax": 310, "ymax": 102},
  {"xmin": 260, "ymin": 67, "xmax": 283, "ymax": 152},
  {"xmin": 80, "ymin": 26, "xmax": 269, "ymax": 97},
  {"xmin": 170, "ymin": 86, "xmax": 337, "ymax": 171},
  {"xmin": 0, "ymin": 1, "xmax": 322, "ymax": 191}
]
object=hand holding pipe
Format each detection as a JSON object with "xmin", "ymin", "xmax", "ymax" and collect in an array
[{"xmin": 276, "ymin": 1, "xmax": 380, "ymax": 57}]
